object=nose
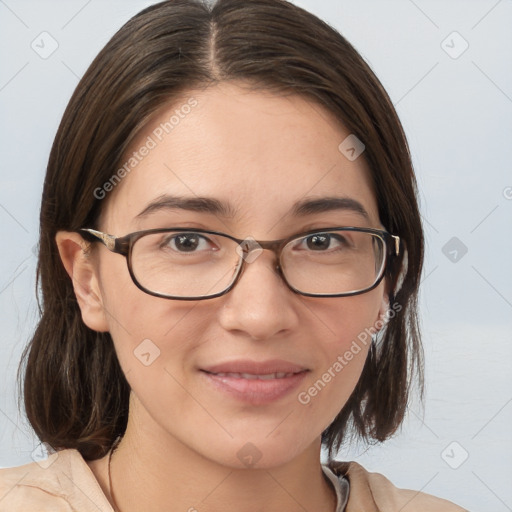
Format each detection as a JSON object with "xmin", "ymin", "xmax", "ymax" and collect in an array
[{"xmin": 217, "ymin": 250, "xmax": 300, "ymax": 340}]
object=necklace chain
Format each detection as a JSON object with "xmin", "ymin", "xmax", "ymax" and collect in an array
[{"xmin": 108, "ymin": 436, "xmax": 123, "ymax": 512}]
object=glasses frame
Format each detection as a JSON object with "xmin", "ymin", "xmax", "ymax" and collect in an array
[{"xmin": 78, "ymin": 226, "xmax": 400, "ymax": 300}]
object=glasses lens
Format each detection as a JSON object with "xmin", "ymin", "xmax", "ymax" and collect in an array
[
  {"xmin": 131, "ymin": 231, "xmax": 241, "ymax": 298},
  {"xmin": 129, "ymin": 229, "xmax": 387, "ymax": 299},
  {"xmin": 281, "ymin": 230, "xmax": 386, "ymax": 295}
]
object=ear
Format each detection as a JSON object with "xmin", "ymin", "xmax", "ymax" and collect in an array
[
  {"xmin": 378, "ymin": 294, "xmax": 390, "ymax": 320},
  {"xmin": 55, "ymin": 231, "xmax": 109, "ymax": 332},
  {"xmin": 372, "ymin": 289, "xmax": 391, "ymax": 335},
  {"xmin": 392, "ymin": 247, "xmax": 408, "ymax": 297}
]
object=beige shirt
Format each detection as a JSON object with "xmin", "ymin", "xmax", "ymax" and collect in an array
[{"xmin": 0, "ymin": 449, "xmax": 467, "ymax": 511}]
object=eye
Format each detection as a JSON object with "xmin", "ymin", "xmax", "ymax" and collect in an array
[
  {"xmin": 162, "ymin": 232, "xmax": 214, "ymax": 253},
  {"xmin": 300, "ymin": 233, "xmax": 348, "ymax": 251}
]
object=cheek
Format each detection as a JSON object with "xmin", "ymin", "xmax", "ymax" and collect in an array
[
  {"xmin": 107, "ymin": 299, "xmax": 207, "ymax": 363},
  {"xmin": 296, "ymin": 290, "xmax": 383, "ymax": 420},
  {"xmin": 307, "ymin": 287, "xmax": 384, "ymax": 350},
  {"xmin": 98, "ymin": 255, "xmax": 210, "ymax": 377},
  {"xmin": 102, "ymin": 294, "xmax": 214, "ymax": 426}
]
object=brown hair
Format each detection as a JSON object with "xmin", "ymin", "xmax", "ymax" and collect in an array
[{"xmin": 19, "ymin": 0, "xmax": 424, "ymax": 461}]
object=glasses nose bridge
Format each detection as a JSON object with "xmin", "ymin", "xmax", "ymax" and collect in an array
[
  {"xmin": 257, "ymin": 238, "xmax": 285, "ymax": 254},
  {"xmin": 238, "ymin": 237, "xmax": 285, "ymax": 262},
  {"xmin": 236, "ymin": 238, "xmax": 286, "ymax": 281}
]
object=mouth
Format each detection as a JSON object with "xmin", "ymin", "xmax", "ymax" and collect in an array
[
  {"xmin": 204, "ymin": 371, "xmax": 301, "ymax": 380},
  {"xmin": 199, "ymin": 359, "xmax": 310, "ymax": 405}
]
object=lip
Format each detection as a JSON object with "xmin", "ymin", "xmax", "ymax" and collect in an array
[
  {"xmin": 202, "ymin": 359, "xmax": 308, "ymax": 375},
  {"xmin": 200, "ymin": 359, "xmax": 310, "ymax": 405}
]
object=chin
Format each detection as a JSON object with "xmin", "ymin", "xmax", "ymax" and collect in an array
[{"xmin": 196, "ymin": 432, "xmax": 317, "ymax": 471}]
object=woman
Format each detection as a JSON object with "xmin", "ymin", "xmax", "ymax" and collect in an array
[{"xmin": 0, "ymin": 0, "xmax": 466, "ymax": 510}]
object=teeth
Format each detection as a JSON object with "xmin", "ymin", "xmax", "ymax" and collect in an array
[
  {"xmin": 240, "ymin": 372, "xmax": 258, "ymax": 380},
  {"xmin": 212, "ymin": 372, "xmax": 296, "ymax": 379}
]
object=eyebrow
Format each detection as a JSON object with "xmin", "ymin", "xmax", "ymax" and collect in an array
[
  {"xmin": 135, "ymin": 194, "xmax": 370, "ymax": 221},
  {"xmin": 135, "ymin": 195, "xmax": 236, "ymax": 219},
  {"xmin": 290, "ymin": 196, "xmax": 370, "ymax": 220}
]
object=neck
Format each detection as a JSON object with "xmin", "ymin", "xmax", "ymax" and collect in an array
[{"xmin": 100, "ymin": 398, "xmax": 336, "ymax": 512}]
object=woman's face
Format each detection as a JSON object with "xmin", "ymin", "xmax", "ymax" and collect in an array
[{"xmin": 83, "ymin": 81, "xmax": 388, "ymax": 468}]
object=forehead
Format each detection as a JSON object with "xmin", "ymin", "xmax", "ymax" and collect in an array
[{"xmin": 101, "ymin": 81, "xmax": 379, "ymax": 234}]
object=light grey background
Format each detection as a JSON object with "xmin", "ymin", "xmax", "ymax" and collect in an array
[{"xmin": 1, "ymin": 1, "xmax": 511, "ymax": 510}]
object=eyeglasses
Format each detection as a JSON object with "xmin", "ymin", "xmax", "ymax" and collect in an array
[{"xmin": 79, "ymin": 227, "xmax": 400, "ymax": 300}]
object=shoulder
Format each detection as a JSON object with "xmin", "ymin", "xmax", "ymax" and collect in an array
[
  {"xmin": 0, "ymin": 450, "xmax": 73, "ymax": 511},
  {"xmin": 0, "ymin": 449, "xmax": 112, "ymax": 512},
  {"xmin": 328, "ymin": 460, "xmax": 468, "ymax": 512}
]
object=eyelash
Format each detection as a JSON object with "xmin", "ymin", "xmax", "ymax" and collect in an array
[{"xmin": 157, "ymin": 230, "xmax": 353, "ymax": 254}]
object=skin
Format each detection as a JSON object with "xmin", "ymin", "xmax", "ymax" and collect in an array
[{"xmin": 56, "ymin": 81, "xmax": 389, "ymax": 512}]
